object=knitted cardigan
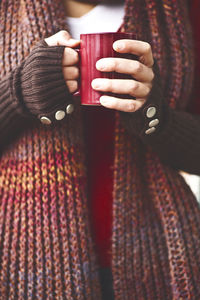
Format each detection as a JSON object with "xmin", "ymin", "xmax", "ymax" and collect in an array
[{"xmin": 1, "ymin": 0, "xmax": 200, "ymax": 299}]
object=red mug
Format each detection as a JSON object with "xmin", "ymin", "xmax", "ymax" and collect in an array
[{"xmin": 75, "ymin": 32, "xmax": 137, "ymax": 106}]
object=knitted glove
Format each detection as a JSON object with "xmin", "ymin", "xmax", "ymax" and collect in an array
[
  {"xmin": 120, "ymin": 62, "xmax": 200, "ymax": 174},
  {"xmin": 120, "ymin": 61, "xmax": 167, "ymax": 141},
  {"xmin": 10, "ymin": 40, "xmax": 74, "ymax": 124}
]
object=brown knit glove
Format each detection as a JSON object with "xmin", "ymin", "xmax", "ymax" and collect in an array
[
  {"xmin": 120, "ymin": 62, "xmax": 200, "ymax": 175},
  {"xmin": 11, "ymin": 40, "xmax": 74, "ymax": 124},
  {"xmin": 120, "ymin": 61, "xmax": 166, "ymax": 140}
]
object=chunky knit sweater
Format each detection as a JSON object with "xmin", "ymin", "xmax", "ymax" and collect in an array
[{"xmin": 0, "ymin": 0, "xmax": 200, "ymax": 299}]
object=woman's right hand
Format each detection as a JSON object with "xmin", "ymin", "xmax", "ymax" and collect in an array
[
  {"xmin": 45, "ymin": 30, "xmax": 80, "ymax": 94},
  {"xmin": 10, "ymin": 30, "xmax": 81, "ymax": 123}
]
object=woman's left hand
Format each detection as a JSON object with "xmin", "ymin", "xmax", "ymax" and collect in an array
[{"xmin": 91, "ymin": 39, "xmax": 154, "ymax": 112}]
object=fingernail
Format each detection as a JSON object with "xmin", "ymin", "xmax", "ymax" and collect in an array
[
  {"xmin": 92, "ymin": 79, "xmax": 101, "ymax": 89},
  {"xmin": 113, "ymin": 41, "xmax": 125, "ymax": 51},
  {"xmin": 100, "ymin": 96, "xmax": 108, "ymax": 105},
  {"xmin": 96, "ymin": 60, "xmax": 107, "ymax": 71}
]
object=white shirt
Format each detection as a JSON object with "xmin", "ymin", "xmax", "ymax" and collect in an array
[{"xmin": 66, "ymin": 3, "xmax": 125, "ymax": 39}]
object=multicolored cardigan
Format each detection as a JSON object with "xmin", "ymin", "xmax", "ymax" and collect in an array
[{"xmin": 0, "ymin": 0, "xmax": 200, "ymax": 299}]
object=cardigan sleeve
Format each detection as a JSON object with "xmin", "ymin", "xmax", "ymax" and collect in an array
[
  {"xmin": 120, "ymin": 61, "xmax": 200, "ymax": 176},
  {"xmin": 187, "ymin": 0, "xmax": 200, "ymax": 115},
  {"xmin": 120, "ymin": 39, "xmax": 200, "ymax": 176},
  {"xmin": 120, "ymin": 1, "xmax": 200, "ymax": 176},
  {"xmin": 0, "ymin": 41, "xmax": 73, "ymax": 148},
  {"xmin": 121, "ymin": 0, "xmax": 200, "ymax": 175}
]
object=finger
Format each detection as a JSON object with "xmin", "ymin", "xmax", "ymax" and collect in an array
[
  {"xmin": 100, "ymin": 95, "xmax": 146, "ymax": 112},
  {"xmin": 63, "ymin": 66, "xmax": 79, "ymax": 80},
  {"xmin": 92, "ymin": 78, "xmax": 151, "ymax": 98},
  {"xmin": 62, "ymin": 47, "xmax": 79, "ymax": 66},
  {"xmin": 45, "ymin": 30, "xmax": 80, "ymax": 47},
  {"xmin": 66, "ymin": 80, "xmax": 78, "ymax": 93},
  {"xmin": 113, "ymin": 40, "xmax": 154, "ymax": 67},
  {"xmin": 96, "ymin": 58, "xmax": 154, "ymax": 82}
]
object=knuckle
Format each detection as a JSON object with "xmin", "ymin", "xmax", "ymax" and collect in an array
[
  {"xmin": 104, "ymin": 79, "xmax": 111, "ymax": 91},
  {"xmin": 65, "ymin": 48, "xmax": 79, "ymax": 64},
  {"xmin": 72, "ymin": 80, "xmax": 78, "ymax": 90},
  {"xmin": 133, "ymin": 61, "xmax": 143, "ymax": 74},
  {"xmin": 110, "ymin": 59, "xmax": 117, "ymax": 70},
  {"xmin": 73, "ymin": 50, "xmax": 79, "ymax": 62},
  {"xmin": 58, "ymin": 30, "xmax": 69, "ymax": 39},
  {"xmin": 63, "ymin": 47, "xmax": 69, "ymax": 56},
  {"xmin": 151, "ymin": 70, "xmax": 155, "ymax": 81},
  {"xmin": 146, "ymin": 85, "xmax": 151, "ymax": 96},
  {"xmin": 67, "ymin": 80, "xmax": 78, "ymax": 93},
  {"xmin": 73, "ymin": 67, "xmax": 79, "ymax": 78},
  {"xmin": 143, "ymin": 42, "xmax": 151, "ymax": 54},
  {"xmin": 130, "ymin": 81, "xmax": 139, "ymax": 93},
  {"xmin": 111, "ymin": 99, "xmax": 118, "ymax": 108},
  {"xmin": 127, "ymin": 102, "xmax": 135, "ymax": 112}
]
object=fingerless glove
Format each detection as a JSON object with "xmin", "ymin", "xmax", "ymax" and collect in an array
[
  {"xmin": 0, "ymin": 40, "xmax": 73, "ymax": 147},
  {"xmin": 11, "ymin": 40, "xmax": 73, "ymax": 122}
]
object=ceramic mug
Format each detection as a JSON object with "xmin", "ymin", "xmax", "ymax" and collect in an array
[{"xmin": 74, "ymin": 32, "xmax": 137, "ymax": 105}]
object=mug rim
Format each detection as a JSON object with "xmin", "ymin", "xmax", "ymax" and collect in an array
[{"xmin": 80, "ymin": 32, "xmax": 136, "ymax": 37}]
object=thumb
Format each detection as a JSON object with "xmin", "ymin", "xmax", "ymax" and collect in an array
[{"xmin": 45, "ymin": 30, "xmax": 80, "ymax": 47}]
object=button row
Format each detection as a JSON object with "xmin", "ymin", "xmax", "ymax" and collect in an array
[
  {"xmin": 40, "ymin": 104, "xmax": 74, "ymax": 125},
  {"xmin": 145, "ymin": 106, "xmax": 159, "ymax": 135}
]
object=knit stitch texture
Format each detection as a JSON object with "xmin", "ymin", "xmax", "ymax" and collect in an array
[{"xmin": 0, "ymin": 0, "xmax": 200, "ymax": 299}]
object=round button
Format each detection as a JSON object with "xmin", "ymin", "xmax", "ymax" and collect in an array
[
  {"xmin": 149, "ymin": 119, "xmax": 159, "ymax": 127},
  {"xmin": 55, "ymin": 110, "xmax": 66, "ymax": 121},
  {"xmin": 145, "ymin": 127, "xmax": 156, "ymax": 135},
  {"xmin": 146, "ymin": 107, "xmax": 156, "ymax": 118},
  {"xmin": 40, "ymin": 116, "xmax": 52, "ymax": 125},
  {"xmin": 66, "ymin": 104, "xmax": 74, "ymax": 114}
]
